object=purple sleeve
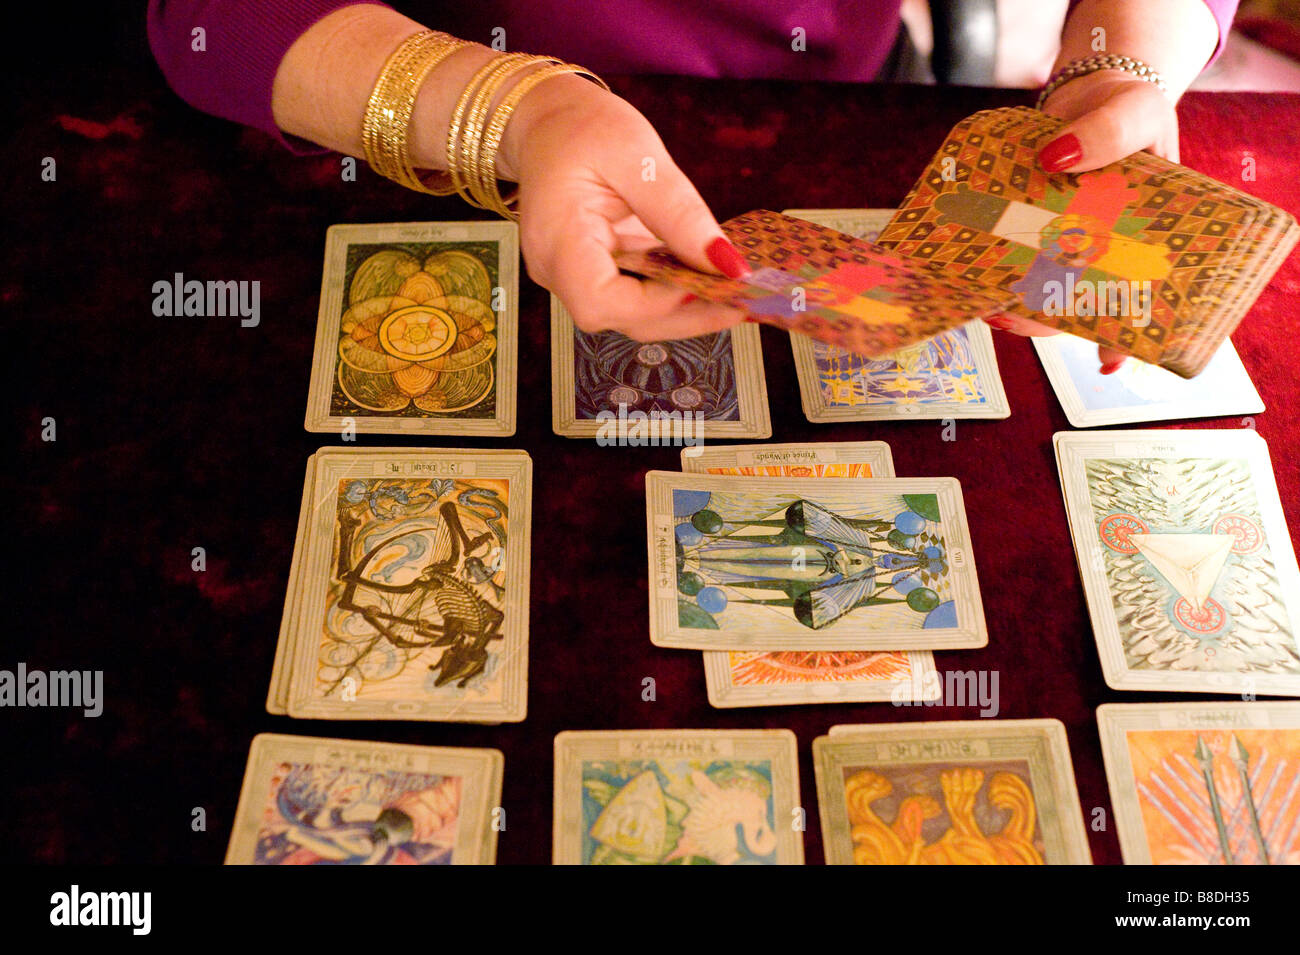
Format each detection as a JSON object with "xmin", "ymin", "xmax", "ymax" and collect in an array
[
  {"xmin": 1066, "ymin": 0, "xmax": 1239, "ymax": 67},
  {"xmin": 147, "ymin": 0, "xmax": 391, "ymax": 153}
]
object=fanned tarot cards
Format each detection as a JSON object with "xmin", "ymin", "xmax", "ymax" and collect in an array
[
  {"xmin": 269, "ymin": 448, "xmax": 532, "ymax": 722},
  {"xmin": 617, "ymin": 210, "xmax": 1018, "ymax": 357},
  {"xmin": 784, "ymin": 209, "xmax": 1009, "ymax": 421},
  {"xmin": 1055, "ymin": 429, "xmax": 1300, "ymax": 695},
  {"xmin": 550, "ymin": 296, "xmax": 771, "ymax": 439},
  {"xmin": 877, "ymin": 108, "xmax": 1299, "ymax": 378},
  {"xmin": 225, "ymin": 734, "xmax": 503, "ymax": 864},
  {"xmin": 815, "ymin": 720, "xmax": 1092, "ymax": 864},
  {"xmin": 306, "ymin": 222, "xmax": 518, "ymax": 436},
  {"xmin": 552, "ymin": 729, "xmax": 803, "ymax": 864}
]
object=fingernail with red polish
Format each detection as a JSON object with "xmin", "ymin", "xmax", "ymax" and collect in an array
[
  {"xmin": 680, "ymin": 293, "xmax": 697, "ymax": 306},
  {"xmin": 1039, "ymin": 133, "xmax": 1082, "ymax": 173},
  {"xmin": 1100, "ymin": 359, "xmax": 1124, "ymax": 375},
  {"xmin": 706, "ymin": 237, "xmax": 751, "ymax": 279},
  {"xmin": 985, "ymin": 316, "xmax": 1016, "ymax": 331},
  {"xmin": 743, "ymin": 316, "xmax": 760, "ymax": 324}
]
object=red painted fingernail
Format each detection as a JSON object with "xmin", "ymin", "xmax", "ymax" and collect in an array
[
  {"xmin": 743, "ymin": 316, "xmax": 760, "ymax": 323},
  {"xmin": 680, "ymin": 293, "xmax": 697, "ymax": 305},
  {"xmin": 985, "ymin": 316, "xmax": 1016, "ymax": 331},
  {"xmin": 706, "ymin": 237, "xmax": 750, "ymax": 279},
  {"xmin": 1039, "ymin": 133, "xmax": 1082, "ymax": 173},
  {"xmin": 1100, "ymin": 359, "xmax": 1125, "ymax": 375}
]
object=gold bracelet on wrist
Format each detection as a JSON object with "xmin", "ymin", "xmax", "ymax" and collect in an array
[
  {"xmin": 361, "ymin": 35, "xmax": 608, "ymax": 220},
  {"xmin": 474, "ymin": 63, "xmax": 610, "ymax": 218},
  {"xmin": 1036, "ymin": 54, "xmax": 1168, "ymax": 110}
]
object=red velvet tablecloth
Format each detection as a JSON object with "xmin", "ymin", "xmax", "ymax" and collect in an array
[{"xmin": 8, "ymin": 69, "xmax": 1299, "ymax": 864}]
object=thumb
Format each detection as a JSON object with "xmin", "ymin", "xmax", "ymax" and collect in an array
[
  {"xmin": 612, "ymin": 152, "xmax": 751, "ymax": 280},
  {"xmin": 1038, "ymin": 84, "xmax": 1173, "ymax": 174}
]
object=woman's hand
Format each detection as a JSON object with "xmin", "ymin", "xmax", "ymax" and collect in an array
[
  {"xmin": 984, "ymin": 71, "xmax": 1179, "ymax": 374},
  {"xmin": 499, "ymin": 75, "xmax": 747, "ymax": 341}
]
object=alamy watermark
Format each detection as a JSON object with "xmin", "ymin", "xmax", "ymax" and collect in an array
[
  {"xmin": 152, "ymin": 273, "xmax": 260, "ymax": 327},
  {"xmin": 595, "ymin": 403, "xmax": 704, "ymax": 448},
  {"xmin": 892, "ymin": 668, "xmax": 1000, "ymax": 717},
  {"xmin": 0, "ymin": 663, "xmax": 102, "ymax": 717},
  {"xmin": 1042, "ymin": 275, "xmax": 1153, "ymax": 328}
]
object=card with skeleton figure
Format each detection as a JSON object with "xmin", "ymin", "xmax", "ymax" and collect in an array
[
  {"xmin": 646, "ymin": 472, "xmax": 986, "ymax": 650},
  {"xmin": 550, "ymin": 296, "xmax": 771, "ymax": 439},
  {"xmin": 552, "ymin": 729, "xmax": 803, "ymax": 865},
  {"xmin": 784, "ymin": 209, "xmax": 1009, "ymax": 422},
  {"xmin": 225, "ymin": 734, "xmax": 503, "ymax": 865},
  {"xmin": 280, "ymin": 448, "xmax": 531, "ymax": 722},
  {"xmin": 814, "ymin": 719, "xmax": 1092, "ymax": 865},
  {"xmin": 1097, "ymin": 702, "xmax": 1300, "ymax": 865},
  {"xmin": 1056, "ymin": 429, "xmax": 1300, "ymax": 695},
  {"xmin": 305, "ymin": 221, "xmax": 518, "ymax": 437}
]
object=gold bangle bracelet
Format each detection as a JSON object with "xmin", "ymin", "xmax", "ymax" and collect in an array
[
  {"xmin": 473, "ymin": 64, "xmax": 611, "ymax": 218},
  {"xmin": 361, "ymin": 30, "xmax": 467, "ymax": 192},
  {"xmin": 446, "ymin": 54, "xmax": 554, "ymax": 203}
]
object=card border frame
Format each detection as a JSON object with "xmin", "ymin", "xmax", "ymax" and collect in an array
[
  {"xmin": 305, "ymin": 221, "xmax": 519, "ymax": 437},
  {"xmin": 224, "ymin": 733, "xmax": 504, "ymax": 865}
]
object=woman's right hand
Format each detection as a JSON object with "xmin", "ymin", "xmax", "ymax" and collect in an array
[{"xmin": 498, "ymin": 74, "xmax": 748, "ymax": 341}]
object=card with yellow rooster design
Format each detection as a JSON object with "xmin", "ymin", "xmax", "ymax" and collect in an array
[{"xmin": 815, "ymin": 719, "xmax": 1091, "ymax": 864}]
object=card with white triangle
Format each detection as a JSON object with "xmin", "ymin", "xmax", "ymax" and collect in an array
[{"xmin": 1054, "ymin": 429, "xmax": 1300, "ymax": 696}]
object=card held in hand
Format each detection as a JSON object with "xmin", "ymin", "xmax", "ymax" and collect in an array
[
  {"xmin": 616, "ymin": 210, "xmax": 1018, "ymax": 358},
  {"xmin": 878, "ymin": 108, "xmax": 1299, "ymax": 378}
]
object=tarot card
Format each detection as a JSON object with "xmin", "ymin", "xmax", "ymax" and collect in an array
[
  {"xmin": 552, "ymin": 729, "xmax": 803, "ymax": 864},
  {"xmin": 1097, "ymin": 701, "xmax": 1300, "ymax": 865},
  {"xmin": 878, "ymin": 107, "xmax": 1299, "ymax": 378},
  {"xmin": 704, "ymin": 650, "xmax": 939, "ymax": 707},
  {"xmin": 266, "ymin": 454, "xmax": 316, "ymax": 715},
  {"xmin": 677, "ymin": 440, "xmax": 937, "ymax": 705},
  {"xmin": 305, "ymin": 221, "xmax": 518, "ymax": 436},
  {"xmin": 284, "ymin": 448, "xmax": 532, "ymax": 722},
  {"xmin": 679, "ymin": 440, "xmax": 894, "ymax": 477},
  {"xmin": 1033, "ymin": 334, "xmax": 1263, "ymax": 428},
  {"xmin": 814, "ymin": 719, "xmax": 1092, "ymax": 864},
  {"xmin": 550, "ymin": 296, "xmax": 771, "ymax": 439},
  {"xmin": 646, "ymin": 472, "xmax": 987, "ymax": 650},
  {"xmin": 225, "ymin": 734, "xmax": 503, "ymax": 865},
  {"xmin": 1055, "ymin": 429, "xmax": 1300, "ymax": 695},
  {"xmin": 784, "ymin": 209, "xmax": 1010, "ymax": 422},
  {"xmin": 616, "ymin": 210, "xmax": 1017, "ymax": 357}
]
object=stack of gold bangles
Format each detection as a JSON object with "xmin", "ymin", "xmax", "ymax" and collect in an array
[{"xmin": 361, "ymin": 30, "xmax": 609, "ymax": 220}]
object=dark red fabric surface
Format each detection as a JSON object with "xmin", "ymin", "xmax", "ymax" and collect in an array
[{"xmin": 7, "ymin": 67, "xmax": 1299, "ymax": 864}]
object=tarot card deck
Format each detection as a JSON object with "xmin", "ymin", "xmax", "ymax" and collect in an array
[
  {"xmin": 618, "ymin": 109, "xmax": 1296, "ymax": 378},
  {"xmin": 783, "ymin": 209, "xmax": 1010, "ymax": 422}
]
